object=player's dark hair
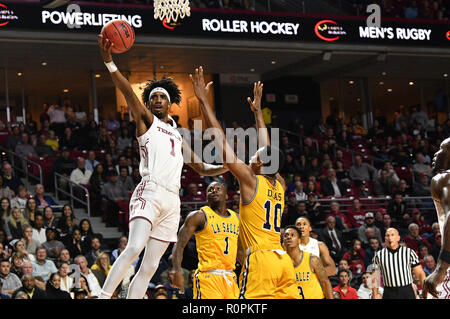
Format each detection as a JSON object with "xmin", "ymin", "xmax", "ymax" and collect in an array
[
  {"xmin": 142, "ymin": 75, "xmax": 182, "ymax": 105},
  {"xmin": 295, "ymin": 216, "xmax": 311, "ymax": 226},
  {"xmin": 284, "ymin": 225, "xmax": 302, "ymax": 238},
  {"xmin": 206, "ymin": 181, "xmax": 227, "ymax": 191}
]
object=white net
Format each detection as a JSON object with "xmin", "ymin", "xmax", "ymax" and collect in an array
[{"xmin": 154, "ymin": 0, "xmax": 191, "ymax": 23}]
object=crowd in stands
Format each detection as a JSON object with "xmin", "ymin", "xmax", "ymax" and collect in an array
[
  {"xmin": 348, "ymin": 0, "xmax": 449, "ymax": 20},
  {"xmin": 0, "ymin": 95, "xmax": 447, "ymax": 298}
]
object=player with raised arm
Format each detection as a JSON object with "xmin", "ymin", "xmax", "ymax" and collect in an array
[
  {"xmin": 422, "ymin": 137, "xmax": 450, "ymax": 299},
  {"xmin": 190, "ymin": 67, "xmax": 298, "ymax": 299},
  {"xmin": 295, "ymin": 216, "xmax": 337, "ymax": 277},
  {"xmin": 283, "ymin": 225, "xmax": 333, "ymax": 299},
  {"xmin": 97, "ymin": 36, "xmax": 227, "ymax": 299},
  {"xmin": 170, "ymin": 181, "xmax": 240, "ymax": 299}
]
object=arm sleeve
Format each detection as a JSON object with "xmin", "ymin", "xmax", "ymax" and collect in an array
[{"xmin": 410, "ymin": 248, "xmax": 420, "ymax": 268}]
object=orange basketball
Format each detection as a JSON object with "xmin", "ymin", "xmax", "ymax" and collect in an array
[{"xmin": 101, "ymin": 20, "xmax": 135, "ymax": 54}]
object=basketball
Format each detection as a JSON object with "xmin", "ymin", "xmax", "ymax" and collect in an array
[{"xmin": 101, "ymin": 20, "xmax": 135, "ymax": 54}]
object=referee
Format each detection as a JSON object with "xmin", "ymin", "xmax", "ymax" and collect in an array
[{"xmin": 372, "ymin": 228, "xmax": 426, "ymax": 299}]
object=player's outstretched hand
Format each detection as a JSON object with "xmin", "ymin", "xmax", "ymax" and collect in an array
[
  {"xmin": 247, "ymin": 81, "xmax": 263, "ymax": 113},
  {"xmin": 171, "ymin": 269, "xmax": 185, "ymax": 294},
  {"xmin": 421, "ymin": 268, "xmax": 445, "ymax": 299},
  {"xmin": 98, "ymin": 34, "xmax": 113, "ymax": 63},
  {"xmin": 190, "ymin": 66, "xmax": 213, "ymax": 102}
]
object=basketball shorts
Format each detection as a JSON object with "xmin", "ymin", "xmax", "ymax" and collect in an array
[
  {"xmin": 193, "ymin": 269, "xmax": 239, "ymax": 299},
  {"xmin": 238, "ymin": 248, "xmax": 300, "ymax": 299},
  {"xmin": 436, "ymin": 268, "xmax": 450, "ymax": 299},
  {"xmin": 129, "ymin": 177, "xmax": 180, "ymax": 242}
]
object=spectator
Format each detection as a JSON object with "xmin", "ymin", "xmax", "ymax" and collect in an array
[
  {"xmin": 405, "ymin": 0, "xmax": 419, "ymax": 18},
  {"xmin": 89, "ymin": 164, "xmax": 106, "ymax": 215},
  {"xmin": 364, "ymin": 237, "xmax": 381, "ymax": 268},
  {"xmin": 10, "ymin": 252, "xmax": 24, "ymax": 278},
  {"xmin": 357, "ymin": 212, "xmax": 383, "ymax": 246},
  {"xmin": 347, "ymin": 198, "xmax": 366, "ymax": 229},
  {"xmin": 85, "ymin": 150, "xmax": 100, "ymax": 172},
  {"xmin": 423, "ymin": 255, "xmax": 436, "ymax": 276},
  {"xmin": 74, "ymin": 255, "xmax": 102, "ymax": 297},
  {"xmin": 58, "ymin": 262, "xmax": 74, "ymax": 296},
  {"xmin": 281, "ymin": 201, "xmax": 307, "ymax": 228},
  {"xmin": 43, "ymin": 206, "xmax": 57, "ymax": 228},
  {"xmin": 396, "ymin": 179, "xmax": 412, "ymax": 197},
  {"xmin": 45, "ymin": 272, "xmax": 71, "ymax": 299},
  {"xmin": 305, "ymin": 193, "xmax": 326, "ymax": 228},
  {"xmin": 24, "ymin": 198, "xmax": 38, "ymax": 226},
  {"xmin": 90, "ymin": 252, "xmax": 111, "ymax": 287},
  {"xmin": 47, "ymin": 104, "xmax": 66, "ymax": 138},
  {"xmin": 12, "ymin": 240, "xmax": 35, "ymax": 263},
  {"xmin": 0, "ymin": 176, "xmax": 14, "ymax": 200},
  {"xmin": 31, "ymin": 213, "xmax": 46, "ymax": 245},
  {"xmin": 102, "ymin": 170, "xmax": 129, "ymax": 227},
  {"xmin": 2, "ymin": 162, "xmax": 24, "ymax": 194},
  {"xmin": 79, "ymin": 219, "xmax": 98, "ymax": 245},
  {"xmin": 34, "ymin": 132, "xmax": 56, "ymax": 157},
  {"xmin": 412, "ymin": 152, "xmax": 432, "ymax": 178},
  {"xmin": 281, "ymin": 153, "xmax": 300, "ymax": 175},
  {"xmin": 97, "ymin": 127, "xmax": 112, "ymax": 152},
  {"xmin": 56, "ymin": 204, "xmax": 77, "ymax": 235},
  {"xmin": 10, "ymin": 185, "xmax": 29, "ymax": 211},
  {"xmin": 12, "ymin": 274, "xmax": 47, "ymax": 299},
  {"xmin": 55, "ymin": 249, "xmax": 73, "ymax": 268},
  {"xmin": 333, "ymin": 269, "xmax": 358, "ymax": 299},
  {"xmin": 326, "ymin": 201, "xmax": 350, "ymax": 231},
  {"xmin": 342, "ymin": 239, "xmax": 366, "ymax": 274},
  {"xmin": 59, "ymin": 127, "xmax": 77, "ymax": 151},
  {"xmin": 349, "ymin": 155, "xmax": 376, "ymax": 182},
  {"xmin": 42, "ymin": 227, "xmax": 64, "ymax": 262},
  {"xmin": 70, "ymin": 157, "xmax": 92, "ymax": 185},
  {"xmin": 373, "ymin": 169, "xmax": 397, "ymax": 196},
  {"xmin": 0, "ymin": 280, "xmax": 10, "ymax": 299},
  {"xmin": 111, "ymin": 235, "xmax": 139, "ymax": 269},
  {"xmin": 66, "ymin": 228, "xmax": 88, "ymax": 258},
  {"xmin": 34, "ymin": 184, "xmax": 57, "ymax": 208},
  {"xmin": 387, "ymin": 192, "xmax": 409, "ymax": 231},
  {"xmin": 0, "ymin": 259, "xmax": 22, "ymax": 297},
  {"xmin": 321, "ymin": 168, "xmax": 347, "ymax": 198},
  {"xmin": 116, "ymin": 126, "xmax": 132, "ymax": 153},
  {"xmin": 6, "ymin": 125, "xmax": 21, "ymax": 152},
  {"xmin": 403, "ymin": 223, "xmax": 431, "ymax": 255},
  {"xmin": 320, "ymin": 216, "xmax": 345, "ymax": 262},
  {"xmin": 292, "ymin": 181, "xmax": 307, "ymax": 202},
  {"xmin": 52, "ymin": 147, "xmax": 77, "ymax": 195},
  {"xmin": 408, "ymin": 209, "xmax": 432, "ymax": 236},
  {"xmin": 7, "ymin": 207, "xmax": 29, "ymax": 240},
  {"xmin": 357, "ymin": 271, "xmax": 383, "ymax": 299},
  {"xmin": 85, "ymin": 235, "xmax": 103, "ymax": 268},
  {"xmin": 412, "ymin": 173, "xmax": 431, "ymax": 196},
  {"xmin": 14, "ymin": 132, "xmax": 38, "ymax": 158},
  {"xmin": 31, "ymin": 246, "xmax": 58, "ymax": 282},
  {"xmin": 377, "ymin": 161, "xmax": 400, "ymax": 184},
  {"xmin": 45, "ymin": 130, "xmax": 59, "ymax": 151},
  {"xmin": 118, "ymin": 166, "xmax": 135, "ymax": 193}
]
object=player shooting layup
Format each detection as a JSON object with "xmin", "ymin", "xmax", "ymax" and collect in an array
[
  {"xmin": 97, "ymin": 36, "xmax": 227, "ymax": 299},
  {"xmin": 422, "ymin": 137, "xmax": 450, "ymax": 299},
  {"xmin": 190, "ymin": 67, "xmax": 298, "ymax": 298}
]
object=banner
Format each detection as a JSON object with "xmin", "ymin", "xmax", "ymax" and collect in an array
[{"xmin": 1, "ymin": 2, "xmax": 449, "ymax": 47}]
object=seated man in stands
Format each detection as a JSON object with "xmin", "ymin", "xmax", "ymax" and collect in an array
[
  {"xmin": 2, "ymin": 162, "xmax": 24, "ymax": 194},
  {"xmin": 357, "ymin": 212, "xmax": 383, "ymax": 246},
  {"xmin": 412, "ymin": 152, "xmax": 432, "ymax": 178},
  {"xmin": 34, "ymin": 184, "xmax": 57, "ymax": 207},
  {"xmin": 321, "ymin": 168, "xmax": 347, "ymax": 198},
  {"xmin": 403, "ymin": 223, "xmax": 431, "ymax": 255},
  {"xmin": 14, "ymin": 132, "xmax": 38, "ymax": 158},
  {"xmin": 52, "ymin": 147, "xmax": 77, "ymax": 195},
  {"xmin": 326, "ymin": 201, "xmax": 350, "ymax": 231},
  {"xmin": 101, "ymin": 170, "xmax": 129, "ymax": 227},
  {"xmin": 349, "ymin": 155, "xmax": 377, "ymax": 183},
  {"xmin": 373, "ymin": 169, "xmax": 397, "ymax": 196},
  {"xmin": 34, "ymin": 134, "xmax": 56, "ymax": 157},
  {"xmin": 347, "ymin": 198, "xmax": 366, "ymax": 229}
]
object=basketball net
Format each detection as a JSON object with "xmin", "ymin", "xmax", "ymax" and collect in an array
[{"xmin": 154, "ymin": 0, "xmax": 191, "ymax": 23}]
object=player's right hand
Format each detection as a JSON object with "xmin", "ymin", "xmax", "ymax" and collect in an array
[
  {"xmin": 171, "ymin": 270, "xmax": 185, "ymax": 294},
  {"xmin": 98, "ymin": 34, "xmax": 113, "ymax": 63},
  {"xmin": 247, "ymin": 81, "xmax": 263, "ymax": 112}
]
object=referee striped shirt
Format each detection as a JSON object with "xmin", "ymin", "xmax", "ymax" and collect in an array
[{"xmin": 372, "ymin": 246, "xmax": 420, "ymax": 287}]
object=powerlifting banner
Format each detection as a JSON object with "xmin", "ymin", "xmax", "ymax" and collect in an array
[{"xmin": 1, "ymin": 1, "xmax": 449, "ymax": 47}]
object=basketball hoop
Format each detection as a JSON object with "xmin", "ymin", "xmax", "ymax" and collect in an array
[{"xmin": 154, "ymin": 0, "xmax": 191, "ymax": 23}]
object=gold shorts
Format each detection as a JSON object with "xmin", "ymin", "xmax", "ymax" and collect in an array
[{"xmin": 193, "ymin": 269, "xmax": 239, "ymax": 299}]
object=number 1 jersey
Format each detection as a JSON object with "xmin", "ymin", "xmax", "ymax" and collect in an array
[{"xmin": 136, "ymin": 116, "xmax": 184, "ymax": 193}]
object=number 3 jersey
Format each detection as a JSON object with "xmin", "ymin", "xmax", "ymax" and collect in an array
[
  {"xmin": 136, "ymin": 116, "xmax": 183, "ymax": 194},
  {"xmin": 195, "ymin": 206, "xmax": 239, "ymax": 272},
  {"xmin": 239, "ymin": 175, "xmax": 285, "ymax": 253}
]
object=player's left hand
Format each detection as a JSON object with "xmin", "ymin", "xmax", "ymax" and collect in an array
[
  {"xmin": 190, "ymin": 66, "xmax": 213, "ymax": 102},
  {"xmin": 421, "ymin": 268, "xmax": 446, "ymax": 299},
  {"xmin": 247, "ymin": 81, "xmax": 263, "ymax": 112}
]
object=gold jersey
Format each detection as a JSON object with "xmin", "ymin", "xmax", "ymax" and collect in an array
[
  {"xmin": 195, "ymin": 206, "xmax": 239, "ymax": 272},
  {"xmin": 238, "ymin": 175, "xmax": 284, "ymax": 253},
  {"xmin": 294, "ymin": 251, "xmax": 325, "ymax": 299}
]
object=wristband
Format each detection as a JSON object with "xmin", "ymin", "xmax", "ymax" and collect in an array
[
  {"xmin": 203, "ymin": 163, "xmax": 223, "ymax": 170},
  {"xmin": 104, "ymin": 61, "xmax": 118, "ymax": 73},
  {"xmin": 438, "ymin": 249, "xmax": 450, "ymax": 264}
]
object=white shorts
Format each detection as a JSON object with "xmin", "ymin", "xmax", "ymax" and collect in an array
[
  {"xmin": 436, "ymin": 269, "xmax": 450, "ymax": 299},
  {"xmin": 129, "ymin": 178, "xmax": 181, "ymax": 243}
]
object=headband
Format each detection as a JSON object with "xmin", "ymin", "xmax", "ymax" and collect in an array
[{"xmin": 149, "ymin": 87, "xmax": 171, "ymax": 104}]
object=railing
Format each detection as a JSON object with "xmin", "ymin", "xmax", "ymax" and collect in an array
[
  {"xmin": 54, "ymin": 172, "xmax": 91, "ymax": 219},
  {"xmin": 0, "ymin": 146, "xmax": 43, "ymax": 186}
]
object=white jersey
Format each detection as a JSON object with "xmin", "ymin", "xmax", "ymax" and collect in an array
[
  {"xmin": 299, "ymin": 237, "xmax": 320, "ymax": 257},
  {"xmin": 137, "ymin": 116, "xmax": 183, "ymax": 194}
]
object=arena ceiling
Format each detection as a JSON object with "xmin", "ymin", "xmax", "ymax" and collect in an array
[{"xmin": 0, "ymin": 31, "xmax": 449, "ymax": 100}]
